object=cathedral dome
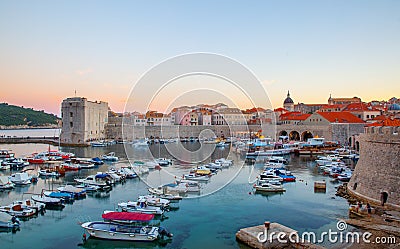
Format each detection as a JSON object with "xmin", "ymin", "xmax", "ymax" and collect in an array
[{"xmin": 283, "ymin": 91, "xmax": 294, "ymax": 104}]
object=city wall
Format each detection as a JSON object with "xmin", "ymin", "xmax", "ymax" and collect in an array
[
  {"xmin": 348, "ymin": 126, "xmax": 400, "ymax": 209},
  {"xmin": 106, "ymin": 118, "xmax": 263, "ymax": 140}
]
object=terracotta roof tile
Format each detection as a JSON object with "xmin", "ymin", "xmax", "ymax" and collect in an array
[
  {"xmin": 316, "ymin": 111, "xmax": 365, "ymax": 123},
  {"xmin": 280, "ymin": 112, "xmax": 311, "ymax": 121}
]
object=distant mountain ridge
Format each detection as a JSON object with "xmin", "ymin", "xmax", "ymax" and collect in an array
[{"xmin": 0, "ymin": 103, "xmax": 60, "ymax": 127}]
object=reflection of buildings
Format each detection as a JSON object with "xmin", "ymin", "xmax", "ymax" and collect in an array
[{"xmin": 60, "ymin": 97, "xmax": 108, "ymax": 145}]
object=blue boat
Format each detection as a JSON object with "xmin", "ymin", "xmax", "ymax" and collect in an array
[
  {"xmin": 274, "ymin": 168, "xmax": 296, "ymax": 182},
  {"xmin": 91, "ymin": 157, "xmax": 104, "ymax": 165},
  {"xmin": 43, "ymin": 191, "xmax": 74, "ymax": 202}
]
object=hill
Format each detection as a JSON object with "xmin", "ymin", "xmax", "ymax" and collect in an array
[{"xmin": 0, "ymin": 103, "xmax": 60, "ymax": 127}]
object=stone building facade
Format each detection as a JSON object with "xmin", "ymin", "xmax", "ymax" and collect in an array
[
  {"xmin": 60, "ymin": 97, "xmax": 108, "ymax": 145},
  {"xmin": 348, "ymin": 126, "xmax": 400, "ymax": 209}
]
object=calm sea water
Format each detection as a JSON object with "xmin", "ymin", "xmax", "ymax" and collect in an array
[{"xmin": 0, "ymin": 129, "xmax": 351, "ymax": 249}]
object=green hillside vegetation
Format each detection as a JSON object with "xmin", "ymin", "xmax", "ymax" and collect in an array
[{"xmin": 0, "ymin": 103, "xmax": 60, "ymax": 127}]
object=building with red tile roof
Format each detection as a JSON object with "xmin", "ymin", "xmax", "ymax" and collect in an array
[
  {"xmin": 366, "ymin": 117, "xmax": 400, "ymax": 127},
  {"xmin": 342, "ymin": 102, "xmax": 381, "ymax": 121},
  {"xmin": 304, "ymin": 111, "xmax": 365, "ymax": 125},
  {"xmin": 279, "ymin": 112, "xmax": 311, "ymax": 125}
]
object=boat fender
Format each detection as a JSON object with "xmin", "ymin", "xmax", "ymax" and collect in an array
[{"xmin": 82, "ymin": 233, "xmax": 87, "ymax": 242}]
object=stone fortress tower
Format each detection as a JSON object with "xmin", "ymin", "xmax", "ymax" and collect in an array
[
  {"xmin": 60, "ymin": 97, "xmax": 108, "ymax": 145},
  {"xmin": 348, "ymin": 126, "xmax": 400, "ymax": 209}
]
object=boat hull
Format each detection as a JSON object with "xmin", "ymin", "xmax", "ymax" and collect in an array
[{"xmin": 82, "ymin": 222, "xmax": 159, "ymax": 241}]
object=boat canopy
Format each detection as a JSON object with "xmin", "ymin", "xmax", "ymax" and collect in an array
[
  {"xmin": 95, "ymin": 173, "xmax": 109, "ymax": 178},
  {"xmin": 102, "ymin": 212, "xmax": 154, "ymax": 221}
]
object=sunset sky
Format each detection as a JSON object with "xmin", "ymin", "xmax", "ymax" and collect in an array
[{"xmin": 0, "ymin": 1, "xmax": 399, "ymax": 116}]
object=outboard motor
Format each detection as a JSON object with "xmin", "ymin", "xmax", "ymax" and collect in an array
[{"xmin": 159, "ymin": 227, "xmax": 173, "ymax": 238}]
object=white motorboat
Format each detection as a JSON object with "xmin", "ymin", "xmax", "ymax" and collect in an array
[
  {"xmin": 264, "ymin": 162, "xmax": 285, "ymax": 168},
  {"xmin": 155, "ymin": 158, "xmax": 172, "ymax": 166},
  {"xmin": 75, "ymin": 184, "xmax": 100, "ymax": 192},
  {"xmin": 131, "ymin": 165, "xmax": 149, "ymax": 175},
  {"xmin": 215, "ymin": 158, "xmax": 233, "ymax": 167},
  {"xmin": 133, "ymin": 140, "xmax": 149, "ymax": 146},
  {"xmin": 337, "ymin": 172, "xmax": 352, "ymax": 182},
  {"xmin": 31, "ymin": 195, "xmax": 64, "ymax": 208},
  {"xmin": 205, "ymin": 163, "xmax": 222, "ymax": 170},
  {"xmin": 9, "ymin": 172, "xmax": 31, "ymax": 185},
  {"xmin": 81, "ymin": 221, "xmax": 169, "ymax": 241},
  {"xmin": 266, "ymin": 156, "xmax": 288, "ymax": 164},
  {"xmin": 183, "ymin": 173, "xmax": 210, "ymax": 181},
  {"xmin": 120, "ymin": 167, "xmax": 137, "ymax": 179},
  {"xmin": 254, "ymin": 181, "xmax": 286, "ymax": 193},
  {"xmin": 138, "ymin": 195, "xmax": 170, "ymax": 207},
  {"xmin": 74, "ymin": 175, "xmax": 111, "ymax": 189},
  {"xmin": 101, "ymin": 152, "xmax": 119, "ymax": 162},
  {"xmin": 0, "ymin": 176, "xmax": 14, "ymax": 190},
  {"xmin": 118, "ymin": 201, "xmax": 164, "ymax": 215},
  {"xmin": 147, "ymin": 188, "xmax": 183, "ymax": 201},
  {"xmin": 259, "ymin": 170, "xmax": 283, "ymax": 182},
  {"xmin": 38, "ymin": 169, "xmax": 60, "ymax": 177},
  {"xmin": 175, "ymin": 179, "xmax": 201, "ymax": 192},
  {"xmin": 1, "ymin": 157, "xmax": 29, "ymax": 169}
]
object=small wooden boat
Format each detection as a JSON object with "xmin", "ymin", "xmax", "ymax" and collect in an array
[
  {"xmin": 12, "ymin": 199, "xmax": 45, "ymax": 212},
  {"xmin": 0, "ymin": 203, "xmax": 37, "ymax": 217}
]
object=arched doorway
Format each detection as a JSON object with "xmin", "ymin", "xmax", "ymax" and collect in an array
[
  {"xmin": 289, "ymin": 131, "xmax": 300, "ymax": 141},
  {"xmin": 348, "ymin": 137, "xmax": 352, "ymax": 147},
  {"xmin": 355, "ymin": 141, "xmax": 360, "ymax": 152},
  {"xmin": 302, "ymin": 131, "xmax": 313, "ymax": 141},
  {"xmin": 279, "ymin": 130, "xmax": 288, "ymax": 136},
  {"xmin": 278, "ymin": 130, "xmax": 288, "ymax": 142}
]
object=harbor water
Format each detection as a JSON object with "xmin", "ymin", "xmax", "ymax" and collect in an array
[{"xmin": 0, "ymin": 129, "xmax": 351, "ymax": 249}]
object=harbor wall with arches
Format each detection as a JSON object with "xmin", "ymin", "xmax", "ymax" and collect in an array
[
  {"xmin": 348, "ymin": 126, "xmax": 400, "ymax": 209},
  {"xmin": 275, "ymin": 123, "xmax": 364, "ymax": 145}
]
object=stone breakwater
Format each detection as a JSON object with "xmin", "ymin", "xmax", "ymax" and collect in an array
[{"xmin": 336, "ymin": 183, "xmax": 358, "ymax": 204}]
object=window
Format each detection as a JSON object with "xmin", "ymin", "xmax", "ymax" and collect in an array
[
  {"xmin": 70, "ymin": 112, "xmax": 73, "ymax": 117},
  {"xmin": 366, "ymin": 115, "xmax": 370, "ymax": 119},
  {"xmin": 70, "ymin": 122, "xmax": 73, "ymax": 128}
]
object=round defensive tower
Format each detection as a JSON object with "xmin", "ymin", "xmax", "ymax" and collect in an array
[{"xmin": 348, "ymin": 126, "xmax": 400, "ymax": 209}]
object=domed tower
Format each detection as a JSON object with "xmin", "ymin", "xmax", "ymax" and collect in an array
[{"xmin": 283, "ymin": 91, "xmax": 294, "ymax": 111}]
